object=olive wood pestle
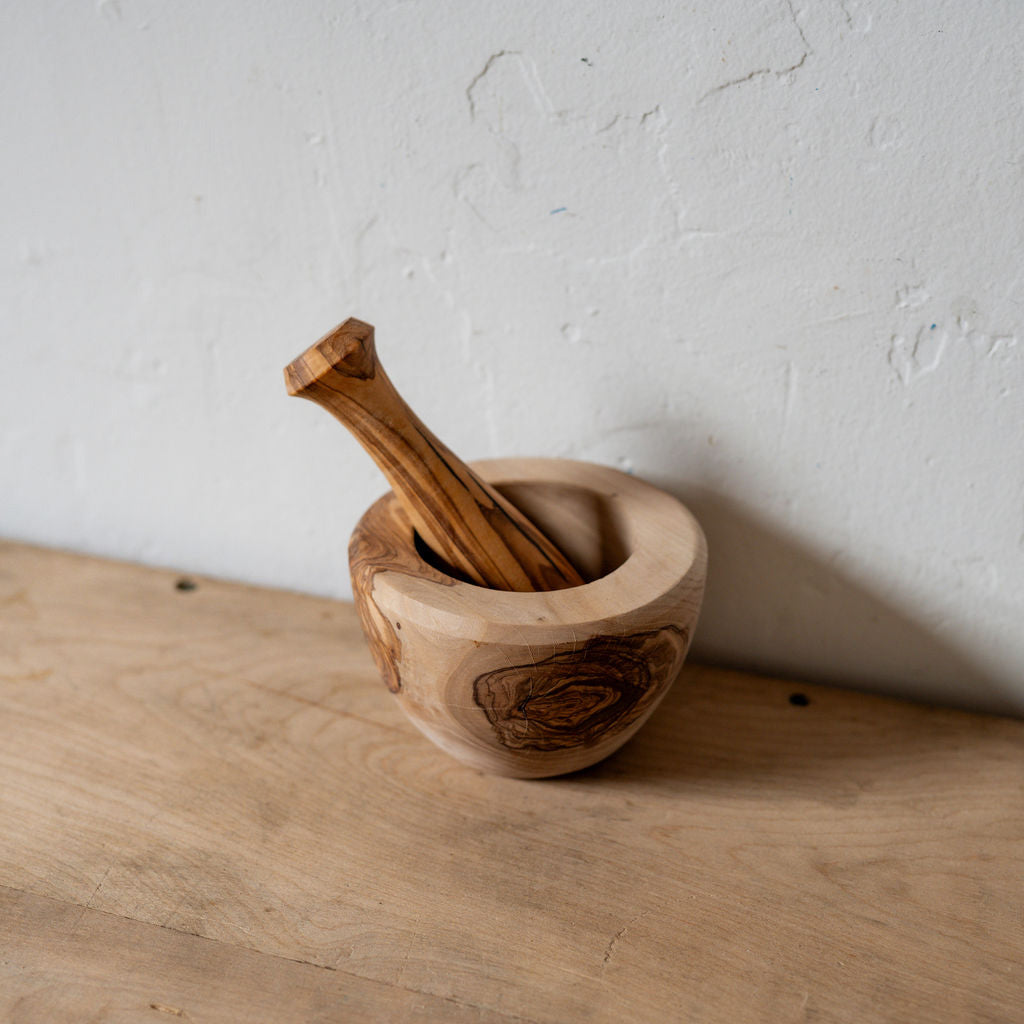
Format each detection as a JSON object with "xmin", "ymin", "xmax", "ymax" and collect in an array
[{"xmin": 283, "ymin": 317, "xmax": 585, "ymax": 592}]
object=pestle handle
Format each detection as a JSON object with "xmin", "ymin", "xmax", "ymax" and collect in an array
[{"xmin": 283, "ymin": 317, "xmax": 585, "ymax": 592}]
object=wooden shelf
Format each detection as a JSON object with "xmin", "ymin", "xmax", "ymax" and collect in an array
[{"xmin": 1, "ymin": 541, "xmax": 1021, "ymax": 1022}]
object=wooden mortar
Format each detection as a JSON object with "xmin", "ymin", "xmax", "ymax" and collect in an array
[{"xmin": 350, "ymin": 457, "xmax": 708, "ymax": 778}]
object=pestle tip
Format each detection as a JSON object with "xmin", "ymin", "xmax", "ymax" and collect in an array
[{"xmin": 283, "ymin": 317, "xmax": 378, "ymax": 397}]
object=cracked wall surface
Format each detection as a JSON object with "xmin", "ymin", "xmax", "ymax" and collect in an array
[{"xmin": 2, "ymin": 0, "xmax": 1023, "ymax": 714}]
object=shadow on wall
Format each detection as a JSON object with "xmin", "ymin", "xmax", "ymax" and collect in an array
[{"xmin": 643, "ymin": 475, "xmax": 1017, "ymax": 718}]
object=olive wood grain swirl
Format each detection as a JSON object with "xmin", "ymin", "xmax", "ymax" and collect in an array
[
  {"xmin": 471, "ymin": 626, "xmax": 688, "ymax": 752},
  {"xmin": 284, "ymin": 318, "xmax": 584, "ymax": 592}
]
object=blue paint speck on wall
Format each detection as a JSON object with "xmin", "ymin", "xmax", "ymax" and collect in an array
[{"xmin": 549, "ymin": 207, "xmax": 567, "ymax": 215}]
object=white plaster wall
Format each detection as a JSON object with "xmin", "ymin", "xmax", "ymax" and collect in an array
[{"xmin": 3, "ymin": 1, "xmax": 1023, "ymax": 713}]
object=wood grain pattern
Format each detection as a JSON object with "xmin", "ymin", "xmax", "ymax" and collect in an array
[
  {"xmin": 348, "ymin": 493, "xmax": 455, "ymax": 693},
  {"xmin": 472, "ymin": 625, "xmax": 688, "ymax": 752},
  {"xmin": 0, "ymin": 886, "xmax": 507, "ymax": 1024},
  {"xmin": 1, "ymin": 541, "xmax": 1023, "ymax": 1023},
  {"xmin": 284, "ymin": 317, "xmax": 584, "ymax": 592},
  {"xmin": 347, "ymin": 458, "xmax": 707, "ymax": 777}
]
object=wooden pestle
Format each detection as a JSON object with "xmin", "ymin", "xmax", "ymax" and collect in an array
[{"xmin": 283, "ymin": 317, "xmax": 585, "ymax": 592}]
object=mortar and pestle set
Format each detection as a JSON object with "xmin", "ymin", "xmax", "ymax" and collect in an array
[{"xmin": 284, "ymin": 318, "xmax": 707, "ymax": 778}]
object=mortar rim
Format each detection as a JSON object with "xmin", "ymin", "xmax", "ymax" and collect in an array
[{"xmin": 365, "ymin": 457, "xmax": 707, "ymax": 639}]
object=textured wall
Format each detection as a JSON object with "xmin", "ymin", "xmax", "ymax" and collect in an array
[{"xmin": 3, "ymin": 1, "xmax": 1023, "ymax": 713}]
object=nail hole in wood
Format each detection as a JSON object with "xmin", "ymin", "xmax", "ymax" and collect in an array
[
  {"xmin": 175, "ymin": 578, "xmax": 197, "ymax": 592},
  {"xmin": 789, "ymin": 692, "xmax": 810, "ymax": 707}
]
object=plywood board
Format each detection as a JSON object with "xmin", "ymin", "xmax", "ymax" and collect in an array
[{"xmin": 1, "ymin": 541, "xmax": 1022, "ymax": 1022}]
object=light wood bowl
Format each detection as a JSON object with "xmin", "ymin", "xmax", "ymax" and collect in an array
[{"xmin": 349, "ymin": 458, "xmax": 708, "ymax": 778}]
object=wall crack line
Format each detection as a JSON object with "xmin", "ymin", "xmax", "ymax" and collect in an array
[{"xmin": 466, "ymin": 50, "xmax": 514, "ymax": 121}]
